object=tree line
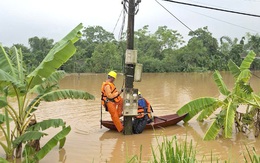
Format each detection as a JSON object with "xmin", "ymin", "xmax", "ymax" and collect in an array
[{"xmin": 3, "ymin": 25, "xmax": 260, "ymax": 73}]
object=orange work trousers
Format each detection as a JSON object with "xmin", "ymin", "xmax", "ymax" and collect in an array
[{"xmin": 106, "ymin": 99, "xmax": 124, "ymax": 132}]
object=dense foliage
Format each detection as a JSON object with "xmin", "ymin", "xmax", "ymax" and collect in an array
[{"xmin": 3, "ymin": 25, "xmax": 260, "ymax": 73}]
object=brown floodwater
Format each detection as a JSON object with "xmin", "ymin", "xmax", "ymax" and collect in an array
[{"xmin": 7, "ymin": 72, "xmax": 260, "ymax": 162}]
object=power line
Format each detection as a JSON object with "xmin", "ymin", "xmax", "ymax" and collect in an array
[
  {"xmin": 163, "ymin": 0, "xmax": 260, "ymax": 17},
  {"xmin": 155, "ymin": 0, "xmax": 193, "ymax": 32},
  {"xmin": 113, "ymin": 9, "xmax": 123, "ymax": 34},
  {"xmin": 188, "ymin": 9, "xmax": 259, "ymax": 33}
]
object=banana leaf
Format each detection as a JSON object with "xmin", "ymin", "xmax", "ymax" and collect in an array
[
  {"xmin": 12, "ymin": 47, "xmax": 25, "ymax": 81},
  {"xmin": 197, "ymin": 101, "xmax": 223, "ymax": 121},
  {"xmin": 13, "ymin": 131, "xmax": 47, "ymax": 148},
  {"xmin": 0, "ymin": 69, "xmax": 24, "ymax": 90},
  {"xmin": 224, "ymin": 101, "xmax": 236, "ymax": 138},
  {"xmin": 0, "ymin": 114, "xmax": 5, "ymax": 124},
  {"xmin": 31, "ymin": 70, "xmax": 66, "ymax": 94},
  {"xmin": 0, "ymin": 97, "xmax": 7, "ymax": 108},
  {"xmin": 0, "ymin": 45, "xmax": 15, "ymax": 76},
  {"xmin": 41, "ymin": 89, "xmax": 95, "ymax": 102},
  {"xmin": 0, "ymin": 141, "xmax": 8, "ymax": 158},
  {"xmin": 0, "ymin": 157, "xmax": 8, "ymax": 163},
  {"xmin": 228, "ymin": 60, "xmax": 240, "ymax": 79},
  {"xmin": 34, "ymin": 126, "xmax": 71, "ymax": 161},
  {"xmin": 203, "ymin": 119, "xmax": 221, "ymax": 140},
  {"xmin": 27, "ymin": 23, "xmax": 83, "ymax": 88},
  {"xmin": 177, "ymin": 97, "xmax": 220, "ymax": 122},
  {"xmin": 237, "ymin": 69, "xmax": 251, "ymax": 83},
  {"xmin": 240, "ymin": 51, "xmax": 256, "ymax": 71},
  {"xmin": 213, "ymin": 70, "xmax": 230, "ymax": 96},
  {"xmin": 27, "ymin": 119, "xmax": 65, "ymax": 131},
  {"xmin": 26, "ymin": 94, "xmax": 42, "ymax": 113},
  {"xmin": 0, "ymin": 113, "xmax": 12, "ymax": 124},
  {"xmin": 236, "ymin": 82, "xmax": 253, "ymax": 95},
  {"xmin": 59, "ymin": 137, "xmax": 66, "ymax": 149}
]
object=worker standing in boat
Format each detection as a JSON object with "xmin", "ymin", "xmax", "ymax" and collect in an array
[
  {"xmin": 101, "ymin": 71, "xmax": 124, "ymax": 132},
  {"xmin": 132, "ymin": 91, "xmax": 153, "ymax": 134}
]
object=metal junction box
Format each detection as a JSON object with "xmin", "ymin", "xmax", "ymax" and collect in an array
[
  {"xmin": 134, "ymin": 63, "xmax": 143, "ymax": 82},
  {"xmin": 125, "ymin": 49, "xmax": 137, "ymax": 65},
  {"xmin": 123, "ymin": 88, "xmax": 138, "ymax": 116}
]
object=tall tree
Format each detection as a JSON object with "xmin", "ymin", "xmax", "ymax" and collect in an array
[
  {"xmin": 188, "ymin": 27, "xmax": 220, "ymax": 70},
  {"xmin": 155, "ymin": 25, "xmax": 184, "ymax": 50},
  {"xmin": 82, "ymin": 26, "xmax": 115, "ymax": 43},
  {"xmin": 90, "ymin": 42, "xmax": 122, "ymax": 73},
  {"xmin": 219, "ymin": 36, "xmax": 244, "ymax": 68},
  {"xmin": 64, "ymin": 26, "xmax": 117, "ymax": 73},
  {"xmin": 28, "ymin": 37, "xmax": 54, "ymax": 68}
]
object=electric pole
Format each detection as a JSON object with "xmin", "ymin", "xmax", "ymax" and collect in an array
[{"xmin": 124, "ymin": 0, "xmax": 136, "ymax": 135}]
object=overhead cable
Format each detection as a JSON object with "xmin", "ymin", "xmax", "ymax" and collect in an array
[
  {"xmin": 189, "ymin": 9, "xmax": 259, "ymax": 33},
  {"xmin": 163, "ymin": 0, "xmax": 260, "ymax": 17},
  {"xmin": 113, "ymin": 9, "xmax": 123, "ymax": 34},
  {"xmin": 155, "ymin": 0, "xmax": 193, "ymax": 32}
]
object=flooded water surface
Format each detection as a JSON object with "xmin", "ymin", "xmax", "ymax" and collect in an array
[{"xmin": 32, "ymin": 72, "xmax": 260, "ymax": 162}]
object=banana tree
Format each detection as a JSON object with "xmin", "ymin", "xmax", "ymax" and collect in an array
[
  {"xmin": 177, "ymin": 51, "xmax": 260, "ymax": 140},
  {"xmin": 0, "ymin": 23, "xmax": 95, "ymax": 161}
]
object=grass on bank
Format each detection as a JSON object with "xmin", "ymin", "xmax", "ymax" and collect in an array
[{"xmin": 127, "ymin": 135, "xmax": 260, "ymax": 163}]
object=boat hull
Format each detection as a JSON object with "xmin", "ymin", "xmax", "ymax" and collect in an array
[{"xmin": 101, "ymin": 113, "xmax": 187, "ymax": 131}]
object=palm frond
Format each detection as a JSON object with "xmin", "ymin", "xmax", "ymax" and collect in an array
[
  {"xmin": 213, "ymin": 70, "xmax": 230, "ymax": 96},
  {"xmin": 240, "ymin": 51, "xmax": 256, "ymax": 71},
  {"xmin": 27, "ymin": 23, "xmax": 83, "ymax": 88},
  {"xmin": 177, "ymin": 97, "xmax": 220, "ymax": 122},
  {"xmin": 220, "ymin": 36, "xmax": 232, "ymax": 45},
  {"xmin": 228, "ymin": 60, "xmax": 240, "ymax": 79},
  {"xmin": 41, "ymin": 89, "xmax": 95, "ymax": 102},
  {"xmin": 203, "ymin": 119, "xmax": 221, "ymax": 140}
]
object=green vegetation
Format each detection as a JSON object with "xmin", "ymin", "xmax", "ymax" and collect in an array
[
  {"xmin": 3, "ymin": 26, "xmax": 260, "ymax": 73},
  {"xmin": 177, "ymin": 51, "xmax": 260, "ymax": 140},
  {"xmin": 244, "ymin": 146, "xmax": 260, "ymax": 163},
  {"xmin": 128, "ymin": 136, "xmax": 197, "ymax": 163},
  {"xmin": 0, "ymin": 23, "xmax": 94, "ymax": 162},
  {"xmin": 128, "ymin": 135, "xmax": 260, "ymax": 163},
  {"xmin": 151, "ymin": 136, "xmax": 196, "ymax": 163}
]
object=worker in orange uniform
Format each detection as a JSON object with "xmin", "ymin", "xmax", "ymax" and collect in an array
[
  {"xmin": 101, "ymin": 71, "xmax": 124, "ymax": 132},
  {"xmin": 132, "ymin": 91, "xmax": 153, "ymax": 134}
]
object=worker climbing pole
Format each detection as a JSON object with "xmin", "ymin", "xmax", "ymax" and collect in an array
[{"xmin": 123, "ymin": 0, "xmax": 142, "ymax": 135}]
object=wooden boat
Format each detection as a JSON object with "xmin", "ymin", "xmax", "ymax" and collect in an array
[{"xmin": 101, "ymin": 113, "xmax": 188, "ymax": 131}]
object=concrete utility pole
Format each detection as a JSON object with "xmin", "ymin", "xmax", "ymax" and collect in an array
[{"xmin": 124, "ymin": 0, "xmax": 136, "ymax": 135}]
